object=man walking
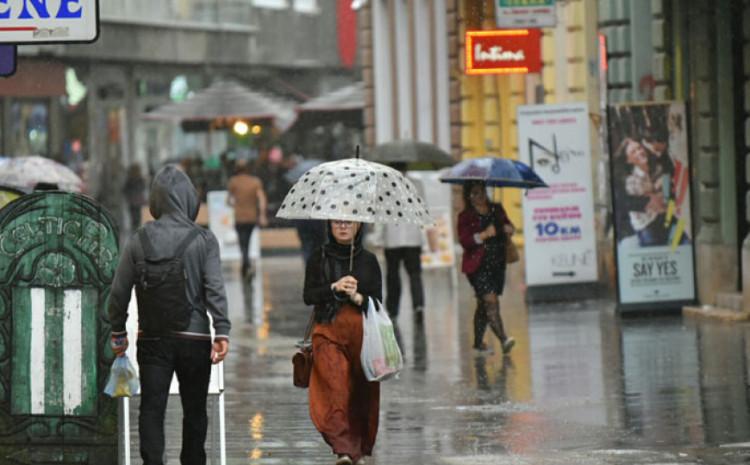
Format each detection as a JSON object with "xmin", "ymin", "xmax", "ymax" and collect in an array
[
  {"xmin": 227, "ymin": 160, "xmax": 268, "ymax": 277},
  {"xmin": 371, "ymin": 221, "xmax": 426, "ymax": 324},
  {"xmin": 108, "ymin": 165, "xmax": 231, "ymax": 465}
]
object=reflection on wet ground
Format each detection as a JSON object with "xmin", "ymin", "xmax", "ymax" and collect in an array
[{"xmin": 129, "ymin": 255, "xmax": 750, "ymax": 464}]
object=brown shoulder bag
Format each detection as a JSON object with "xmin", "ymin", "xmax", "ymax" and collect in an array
[{"xmin": 292, "ymin": 311, "xmax": 315, "ymax": 388}]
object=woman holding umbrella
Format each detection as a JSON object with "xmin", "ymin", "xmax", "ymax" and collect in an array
[
  {"xmin": 278, "ymin": 152, "xmax": 432, "ymax": 465},
  {"xmin": 442, "ymin": 157, "xmax": 547, "ymax": 355},
  {"xmin": 458, "ymin": 182, "xmax": 516, "ymax": 355},
  {"xmin": 303, "ymin": 219, "xmax": 381, "ymax": 465}
]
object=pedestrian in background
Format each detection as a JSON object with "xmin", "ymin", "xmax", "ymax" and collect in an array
[
  {"xmin": 227, "ymin": 160, "xmax": 268, "ymax": 277},
  {"xmin": 108, "ymin": 165, "xmax": 231, "ymax": 465},
  {"xmin": 458, "ymin": 181, "xmax": 515, "ymax": 355},
  {"xmin": 369, "ymin": 221, "xmax": 425, "ymax": 324},
  {"xmin": 303, "ymin": 219, "xmax": 382, "ymax": 465},
  {"xmin": 295, "ymin": 219, "xmax": 327, "ymax": 264},
  {"xmin": 123, "ymin": 163, "xmax": 146, "ymax": 233}
]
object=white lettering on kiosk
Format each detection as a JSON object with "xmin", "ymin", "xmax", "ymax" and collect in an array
[
  {"xmin": 474, "ymin": 43, "xmax": 526, "ymax": 62},
  {"xmin": 0, "ymin": 0, "xmax": 83, "ymax": 19}
]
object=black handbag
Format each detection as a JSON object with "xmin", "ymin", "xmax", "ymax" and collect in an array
[{"xmin": 292, "ymin": 311, "xmax": 315, "ymax": 388}]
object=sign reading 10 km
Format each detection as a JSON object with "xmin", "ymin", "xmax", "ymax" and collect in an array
[{"xmin": 0, "ymin": 0, "xmax": 99, "ymax": 44}]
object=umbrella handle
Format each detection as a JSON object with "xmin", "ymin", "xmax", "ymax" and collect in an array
[{"xmin": 349, "ymin": 237, "xmax": 354, "ymax": 271}]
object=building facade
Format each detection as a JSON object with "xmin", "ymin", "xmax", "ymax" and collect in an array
[
  {"xmin": 0, "ymin": 0, "xmax": 358, "ymax": 226},
  {"xmin": 600, "ymin": 0, "xmax": 750, "ymax": 310}
]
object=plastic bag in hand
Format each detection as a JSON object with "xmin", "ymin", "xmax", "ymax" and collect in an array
[
  {"xmin": 361, "ymin": 298, "xmax": 403, "ymax": 382},
  {"xmin": 104, "ymin": 356, "xmax": 140, "ymax": 398}
]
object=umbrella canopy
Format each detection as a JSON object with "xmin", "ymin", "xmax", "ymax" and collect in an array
[
  {"xmin": 0, "ymin": 156, "xmax": 82, "ymax": 192},
  {"xmin": 143, "ymin": 80, "xmax": 296, "ymax": 131},
  {"xmin": 296, "ymin": 82, "xmax": 364, "ymax": 113},
  {"xmin": 284, "ymin": 158, "xmax": 324, "ymax": 184},
  {"xmin": 276, "ymin": 157, "xmax": 432, "ymax": 226},
  {"xmin": 368, "ymin": 140, "xmax": 454, "ymax": 167},
  {"xmin": 440, "ymin": 157, "xmax": 547, "ymax": 189}
]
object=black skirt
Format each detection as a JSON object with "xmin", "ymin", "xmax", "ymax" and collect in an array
[{"xmin": 468, "ymin": 258, "xmax": 506, "ymax": 297}]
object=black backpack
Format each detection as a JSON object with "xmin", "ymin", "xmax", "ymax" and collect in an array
[{"xmin": 133, "ymin": 227, "xmax": 201, "ymax": 335}]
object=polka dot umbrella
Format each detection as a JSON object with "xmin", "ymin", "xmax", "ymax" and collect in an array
[
  {"xmin": 276, "ymin": 154, "xmax": 433, "ymax": 268},
  {"xmin": 277, "ymin": 157, "xmax": 433, "ymax": 226}
]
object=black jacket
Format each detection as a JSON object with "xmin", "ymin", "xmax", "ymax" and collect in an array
[{"xmin": 303, "ymin": 241, "xmax": 382, "ymax": 323}]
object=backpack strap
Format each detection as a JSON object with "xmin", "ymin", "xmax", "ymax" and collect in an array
[
  {"xmin": 173, "ymin": 228, "xmax": 202, "ymax": 258},
  {"xmin": 137, "ymin": 228, "xmax": 158, "ymax": 259}
]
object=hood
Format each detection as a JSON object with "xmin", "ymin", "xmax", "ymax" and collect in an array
[{"xmin": 149, "ymin": 165, "xmax": 199, "ymax": 221}]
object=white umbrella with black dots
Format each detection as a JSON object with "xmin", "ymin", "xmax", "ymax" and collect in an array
[
  {"xmin": 276, "ymin": 153, "xmax": 433, "ymax": 269},
  {"xmin": 276, "ymin": 158, "xmax": 432, "ymax": 226}
]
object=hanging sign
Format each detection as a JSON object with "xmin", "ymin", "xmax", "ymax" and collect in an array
[
  {"xmin": 608, "ymin": 102, "xmax": 695, "ymax": 310},
  {"xmin": 518, "ymin": 102, "xmax": 598, "ymax": 286},
  {"xmin": 496, "ymin": 0, "xmax": 556, "ymax": 28},
  {"xmin": 465, "ymin": 29, "xmax": 542, "ymax": 75},
  {"xmin": 0, "ymin": 45, "xmax": 15, "ymax": 76},
  {"xmin": 0, "ymin": 0, "xmax": 99, "ymax": 44}
]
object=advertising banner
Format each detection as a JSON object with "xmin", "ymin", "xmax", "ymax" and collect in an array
[
  {"xmin": 518, "ymin": 102, "xmax": 598, "ymax": 285},
  {"xmin": 496, "ymin": 0, "xmax": 556, "ymax": 28},
  {"xmin": 608, "ymin": 102, "xmax": 695, "ymax": 308},
  {"xmin": 0, "ymin": 0, "xmax": 99, "ymax": 44},
  {"xmin": 207, "ymin": 190, "xmax": 242, "ymax": 262}
]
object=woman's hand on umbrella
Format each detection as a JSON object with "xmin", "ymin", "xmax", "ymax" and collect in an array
[
  {"xmin": 503, "ymin": 224, "xmax": 515, "ymax": 235},
  {"xmin": 333, "ymin": 276, "xmax": 358, "ymax": 296}
]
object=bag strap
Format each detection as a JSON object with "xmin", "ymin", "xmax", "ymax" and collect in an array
[
  {"xmin": 302, "ymin": 310, "xmax": 315, "ymax": 343},
  {"xmin": 173, "ymin": 228, "xmax": 202, "ymax": 258},
  {"xmin": 137, "ymin": 228, "xmax": 158, "ymax": 259}
]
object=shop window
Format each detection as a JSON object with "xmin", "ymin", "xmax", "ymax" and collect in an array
[
  {"xmin": 11, "ymin": 101, "xmax": 49, "ymax": 157},
  {"xmin": 252, "ymin": 0, "xmax": 288, "ymax": 9}
]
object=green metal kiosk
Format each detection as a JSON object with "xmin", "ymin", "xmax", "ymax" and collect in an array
[{"xmin": 0, "ymin": 192, "xmax": 119, "ymax": 463}]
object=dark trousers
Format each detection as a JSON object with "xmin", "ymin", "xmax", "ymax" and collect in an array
[
  {"xmin": 137, "ymin": 338, "xmax": 212, "ymax": 465},
  {"xmin": 235, "ymin": 223, "xmax": 256, "ymax": 276},
  {"xmin": 384, "ymin": 247, "xmax": 424, "ymax": 318}
]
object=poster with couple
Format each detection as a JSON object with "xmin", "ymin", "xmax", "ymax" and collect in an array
[{"xmin": 608, "ymin": 101, "xmax": 696, "ymax": 310}]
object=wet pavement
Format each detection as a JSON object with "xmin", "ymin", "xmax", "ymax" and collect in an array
[{"xmin": 128, "ymin": 254, "xmax": 750, "ymax": 464}]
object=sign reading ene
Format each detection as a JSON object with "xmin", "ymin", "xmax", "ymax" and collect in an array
[
  {"xmin": 0, "ymin": 0, "xmax": 99, "ymax": 44},
  {"xmin": 465, "ymin": 29, "xmax": 542, "ymax": 75},
  {"xmin": 496, "ymin": 0, "xmax": 556, "ymax": 28}
]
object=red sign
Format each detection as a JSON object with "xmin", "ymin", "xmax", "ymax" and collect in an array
[{"xmin": 465, "ymin": 29, "xmax": 542, "ymax": 75}]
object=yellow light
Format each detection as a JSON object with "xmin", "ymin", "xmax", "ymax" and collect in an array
[
  {"xmin": 251, "ymin": 124, "xmax": 262, "ymax": 135},
  {"xmin": 233, "ymin": 121, "xmax": 249, "ymax": 136}
]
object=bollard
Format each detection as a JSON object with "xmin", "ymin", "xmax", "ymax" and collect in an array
[{"xmin": 0, "ymin": 192, "xmax": 119, "ymax": 464}]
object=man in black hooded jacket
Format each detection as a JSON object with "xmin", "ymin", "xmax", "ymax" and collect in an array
[{"xmin": 108, "ymin": 165, "xmax": 231, "ymax": 465}]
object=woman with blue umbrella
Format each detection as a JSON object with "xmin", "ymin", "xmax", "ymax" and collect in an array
[{"xmin": 441, "ymin": 157, "xmax": 546, "ymax": 355}]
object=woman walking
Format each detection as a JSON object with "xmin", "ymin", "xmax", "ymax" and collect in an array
[
  {"xmin": 303, "ymin": 219, "xmax": 383, "ymax": 465},
  {"xmin": 458, "ymin": 181, "xmax": 516, "ymax": 355}
]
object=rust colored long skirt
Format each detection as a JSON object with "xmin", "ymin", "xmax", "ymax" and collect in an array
[{"xmin": 309, "ymin": 304, "xmax": 380, "ymax": 462}]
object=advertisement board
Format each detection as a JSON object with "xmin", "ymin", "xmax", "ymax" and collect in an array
[
  {"xmin": 465, "ymin": 29, "xmax": 542, "ymax": 75},
  {"xmin": 0, "ymin": 0, "xmax": 99, "ymax": 44},
  {"xmin": 518, "ymin": 102, "xmax": 598, "ymax": 285},
  {"xmin": 608, "ymin": 102, "xmax": 695, "ymax": 309},
  {"xmin": 496, "ymin": 0, "xmax": 556, "ymax": 28}
]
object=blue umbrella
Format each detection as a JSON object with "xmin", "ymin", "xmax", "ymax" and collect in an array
[{"xmin": 439, "ymin": 157, "xmax": 547, "ymax": 189}]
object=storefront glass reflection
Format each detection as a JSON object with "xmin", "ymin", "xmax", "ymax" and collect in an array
[{"xmin": 11, "ymin": 101, "xmax": 48, "ymax": 157}]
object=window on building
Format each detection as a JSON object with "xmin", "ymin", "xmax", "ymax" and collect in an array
[
  {"xmin": 294, "ymin": 0, "xmax": 319, "ymax": 13},
  {"xmin": 11, "ymin": 100, "xmax": 49, "ymax": 158},
  {"xmin": 252, "ymin": 0, "xmax": 288, "ymax": 9}
]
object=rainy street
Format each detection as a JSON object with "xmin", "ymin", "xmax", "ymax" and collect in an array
[{"xmin": 126, "ymin": 253, "xmax": 750, "ymax": 465}]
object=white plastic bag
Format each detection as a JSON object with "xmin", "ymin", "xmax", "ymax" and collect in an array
[
  {"xmin": 104, "ymin": 356, "xmax": 140, "ymax": 398},
  {"xmin": 361, "ymin": 298, "xmax": 403, "ymax": 381}
]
